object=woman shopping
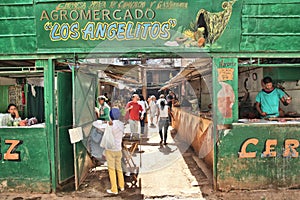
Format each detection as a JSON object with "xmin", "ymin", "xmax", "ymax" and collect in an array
[
  {"xmin": 156, "ymin": 100, "xmax": 173, "ymax": 145},
  {"xmin": 104, "ymin": 108, "xmax": 125, "ymax": 195}
]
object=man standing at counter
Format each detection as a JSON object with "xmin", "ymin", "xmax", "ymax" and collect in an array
[{"xmin": 255, "ymin": 76, "xmax": 292, "ymax": 118}]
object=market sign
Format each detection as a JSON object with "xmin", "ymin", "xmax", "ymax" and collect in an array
[
  {"xmin": 0, "ymin": 139, "xmax": 22, "ymax": 161},
  {"xmin": 39, "ymin": 2, "xmax": 177, "ymax": 42},
  {"xmin": 239, "ymin": 138, "xmax": 299, "ymax": 158},
  {"xmin": 36, "ymin": 0, "xmax": 236, "ymax": 52}
]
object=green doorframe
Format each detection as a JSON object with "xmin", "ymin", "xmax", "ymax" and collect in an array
[
  {"xmin": 71, "ymin": 66, "xmax": 79, "ymax": 189},
  {"xmin": 43, "ymin": 59, "xmax": 57, "ymax": 192},
  {"xmin": 212, "ymin": 57, "xmax": 219, "ymax": 190}
]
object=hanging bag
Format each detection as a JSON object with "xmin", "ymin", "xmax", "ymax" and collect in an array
[{"xmin": 100, "ymin": 123, "xmax": 115, "ymax": 150}]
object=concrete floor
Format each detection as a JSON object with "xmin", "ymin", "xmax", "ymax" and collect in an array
[{"xmin": 131, "ymin": 123, "xmax": 206, "ymax": 199}]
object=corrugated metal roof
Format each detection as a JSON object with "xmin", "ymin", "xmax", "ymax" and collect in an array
[{"xmin": 160, "ymin": 58, "xmax": 211, "ymax": 90}]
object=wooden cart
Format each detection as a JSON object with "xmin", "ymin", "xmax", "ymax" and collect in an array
[{"xmin": 122, "ymin": 137, "xmax": 141, "ymax": 188}]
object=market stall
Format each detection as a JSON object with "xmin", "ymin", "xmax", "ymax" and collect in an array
[
  {"xmin": 0, "ymin": 65, "xmax": 74, "ymax": 192},
  {"xmin": 159, "ymin": 58, "xmax": 214, "ymax": 169},
  {"xmin": 215, "ymin": 61, "xmax": 300, "ymax": 190},
  {"xmin": 1, "ymin": 0, "xmax": 300, "ymax": 193}
]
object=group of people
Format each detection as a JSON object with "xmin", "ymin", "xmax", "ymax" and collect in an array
[
  {"xmin": 92, "ymin": 91, "xmax": 175, "ymax": 195},
  {"xmin": 124, "ymin": 92, "xmax": 175, "ymax": 144},
  {"xmin": 5, "ymin": 77, "xmax": 293, "ymax": 196},
  {"xmin": 147, "ymin": 93, "xmax": 175, "ymax": 145}
]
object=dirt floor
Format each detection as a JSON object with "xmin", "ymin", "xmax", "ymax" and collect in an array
[
  {"xmin": 61, "ymin": 147, "xmax": 300, "ymax": 200},
  {"xmin": 1, "ymin": 154, "xmax": 300, "ymax": 200},
  {"xmin": 2, "ymin": 152, "xmax": 300, "ymax": 200}
]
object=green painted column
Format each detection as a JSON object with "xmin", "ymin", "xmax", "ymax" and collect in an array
[
  {"xmin": 213, "ymin": 57, "xmax": 238, "ymax": 124},
  {"xmin": 212, "ymin": 57, "xmax": 238, "ymax": 189},
  {"xmin": 41, "ymin": 59, "xmax": 57, "ymax": 192}
]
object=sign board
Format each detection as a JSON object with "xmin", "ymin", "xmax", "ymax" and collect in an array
[
  {"xmin": 68, "ymin": 127, "xmax": 83, "ymax": 144},
  {"xmin": 35, "ymin": 0, "xmax": 236, "ymax": 52}
]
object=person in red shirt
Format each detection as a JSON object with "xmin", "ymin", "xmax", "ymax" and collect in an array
[{"xmin": 126, "ymin": 94, "xmax": 143, "ymax": 138}]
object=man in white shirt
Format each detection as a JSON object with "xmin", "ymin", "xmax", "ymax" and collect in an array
[
  {"xmin": 156, "ymin": 94, "xmax": 167, "ymax": 107},
  {"xmin": 137, "ymin": 95, "xmax": 148, "ymax": 135}
]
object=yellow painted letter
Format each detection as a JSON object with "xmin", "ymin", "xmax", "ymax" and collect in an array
[
  {"xmin": 239, "ymin": 138, "xmax": 258, "ymax": 158},
  {"xmin": 263, "ymin": 139, "xmax": 277, "ymax": 157},
  {"xmin": 283, "ymin": 139, "xmax": 299, "ymax": 158}
]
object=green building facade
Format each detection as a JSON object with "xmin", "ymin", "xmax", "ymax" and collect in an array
[{"xmin": 0, "ymin": 0, "xmax": 300, "ymax": 192}]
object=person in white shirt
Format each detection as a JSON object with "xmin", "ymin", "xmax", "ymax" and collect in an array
[
  {"xmin": 7, "ymin": 103, "xmax": 21, "ymax": 122},
  {"xmin": 105, "ymin": 108, "xmax": 125, "ymax": 195},
  {"xmin": 156, "ymin": 94, "xmax": 167, "ymax": 106},
  {"xmin": 137, "ymin": 95, "xmax": 148, "ymax": 135},
  {"xmin": 148, "ymin": 95, "xmax": 158, "ymax": 127},
  {"xmin": 156, "ymin": 100, "xmax": 173, "ymax": 145}
]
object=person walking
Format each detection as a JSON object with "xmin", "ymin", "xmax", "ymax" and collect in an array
[
  {"xmin": 166, "ymin": 91, "xmax": 176, "ymax": 110},
  {"xmin": 156, "ymin": 94, "xmax": 167, "ymax": 106},
  {"xmin": 156, "ymin": 100, "xmax": 173, "ymax": 145},
  {"xmin": 166, "ymin": 91, "xmax": 176, "ymax": 125},
  {"xmin": 148, "ymin": 95, "xmax": 158, "ymax": 127},
  {"xmin": 138, "ymin": 95, "xmax": 148, "ymax": 135},
  {"xmin": 105, "ymin": 108, "xmax": 125, "ymax": 195},
  {"xmin": 125, "ymin": 94, "xmax": 143, "ymax": 138}
]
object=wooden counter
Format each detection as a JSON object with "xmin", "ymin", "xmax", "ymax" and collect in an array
[{"xmin": 172, "ymin": 107, "xmax": 213, "ymax": 168}]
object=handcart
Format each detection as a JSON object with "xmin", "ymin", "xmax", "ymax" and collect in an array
[{"xmin": 122, "ymin": 135, "xmax": 141, "ymax": 189}]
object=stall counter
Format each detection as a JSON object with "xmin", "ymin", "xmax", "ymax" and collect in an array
[
  {"xmin": 235, "ymin": 118, "xmax": 300, "ymax": 125},
  {"xmin": 172, "ymin": 107, "xmax": 213, "ymax": 167},
  {"xmin": 0, "ymin": 123, "xmax": 46, "ymax": 128},
  {"xmin": 217, "ymin": 122, "xmax": 300, "ymax": 190},
  {"xmin": 0, "ymin": 127, "xmax": 51, "ymax": 192}
]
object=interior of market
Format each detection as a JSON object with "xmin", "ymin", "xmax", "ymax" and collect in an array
[{"xmin": 1, "ymin": 56, "xmax": 300, "ymax": 194}]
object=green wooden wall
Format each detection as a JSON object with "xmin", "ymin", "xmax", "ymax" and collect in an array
[
  {"xmin": 240, "ymin": 0, "xmax": 300, "ymax": 52},
  {"xmin": 1, "ymin": 0, "xmax": 299, "ymax": 56},
  {"xmin": 0, "ymin": 128, "xmax": 51, "ymax": 192},
  {"xmin": 217, "ymin": 124, "xmax": 300, "ymax": 190},
  {"xmin": 0, "ymin": 86, "xmax": 9, "ymax": 113},
  {"xmin": 0, "ymin": 0, "xmax": 36, "ymax": 55}
]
